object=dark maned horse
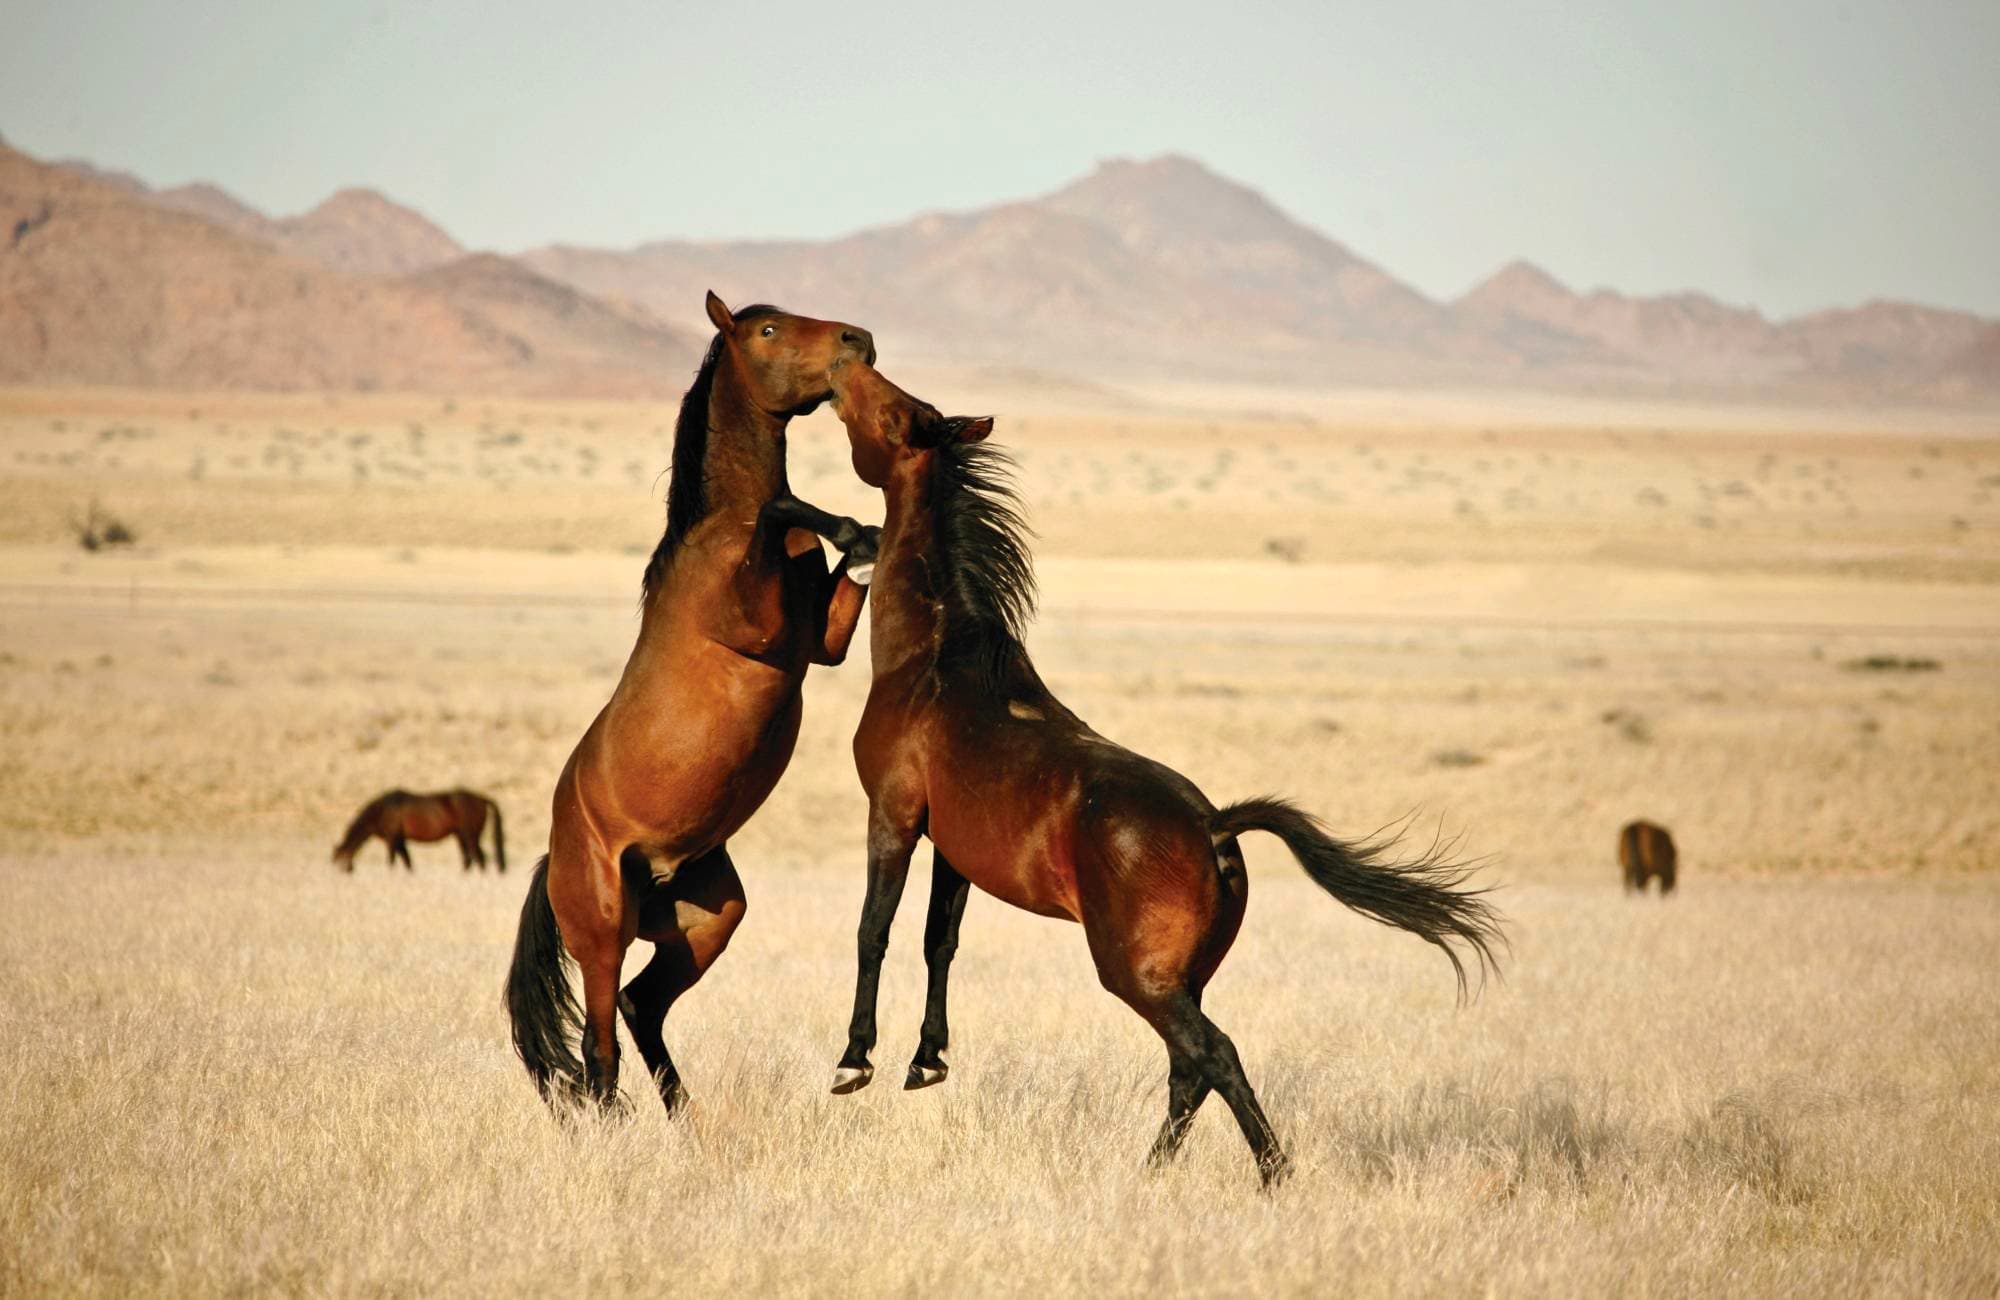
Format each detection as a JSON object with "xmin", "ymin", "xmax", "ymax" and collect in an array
[
  {"xmin": 333, "ymin": 788, "xmax": 506, "ymax": 872},
  {"xmin": 1620, "ymin": 820, "xmax": 1677, "ymax": 894},
  {"xmin": 822, "ymin": 361, "xmax": 1505, "ymax": 1187},
  {"xmin": 507, "ymin": 293, "xmax": 879, "ymax": 1113}
]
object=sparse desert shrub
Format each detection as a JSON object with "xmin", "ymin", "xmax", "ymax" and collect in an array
[
  {"xmin": 68, "ymin": 500, "xmax": 137, "ymax": 551},
  {"xmin": 1600, "ymin": 708, "xmax": 1653, "ymax": 743},
  {"xmin": 1843, "ymin": 655, "xmax": 1941, "ymax": 674},
  {"xmin": 1263, "ymin": 536, "xmax": 1306, "ymax": 564},
  {"xmin": 1432, "ymin": 749, "xmax": 1486, "ymax": 768}
]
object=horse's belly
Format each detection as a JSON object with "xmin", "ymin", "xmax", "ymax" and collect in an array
[
  {"xmin": 401, "ymin": 808, "xmax": 454, "ymax": 841},
  {"xmin": 594, "ymin": 670, "xmax": 806, "ymax": 859},
  {"xmin": 926, "ymin": 780, "xmax": 1080, "ymax": 922}
]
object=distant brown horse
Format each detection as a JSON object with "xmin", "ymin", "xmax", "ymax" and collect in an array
[
  {"xmin": 506, "ymin": 293, "xmax": 879, "ymax": 1113},
  {"xmin": 1620, "ymin": 820, "xmax": 1677, "ymax": 894},
  {"xmin": 822, "ymin": 361, "xmax": 1504, "ymax": 1187},
  {"xmin": 332, "ymin": 788, "xmax": 505, "ymax": 872}
]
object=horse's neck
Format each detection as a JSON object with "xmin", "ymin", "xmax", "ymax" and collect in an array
[
  {"xmin": 701, "ymin": 363, "xmax": 789, "ymax": 521},
  {"xmin": 872, "ymin": 456, "xmax": 947, "ymax": 675}
]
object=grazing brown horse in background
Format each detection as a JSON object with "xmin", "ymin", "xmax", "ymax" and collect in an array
[
  {"xmin": 823, "ymin": 361, "xmax": 1504, "ymax": 1187},
  {"xmin": 507, "ymin": 293, "xmax": 879, "ymax": 1113},
  {"xmin": 1620, "ymin": 820, "xmax": 1678, "ymax": 894},
  {"xmin": 332, "ymin": 788, "xmax": 505, "ymax": 872}
]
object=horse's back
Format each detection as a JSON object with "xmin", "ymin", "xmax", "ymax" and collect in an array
[
  {"xmin": 922, "ymin": 687, "xmax": 1219, "ymax": 924},
  {"xmin": 447, "ymin": 788, "xmax": 489, "ymax": 828}
]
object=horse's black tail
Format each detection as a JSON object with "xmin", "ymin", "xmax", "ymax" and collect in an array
[
  {"xmin": 504, "ymin": 856, "xmax": 583, "ymax": 1103},
  {"xmin": 1211, "ymin": 796, "xmax": 1505, "ymax": 1001},
  {"xmin": 486, "ymin": 799, "xmax": 507, "ymax": 873}
]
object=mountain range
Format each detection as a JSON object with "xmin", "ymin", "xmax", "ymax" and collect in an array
[
  {"xmin": 4, "ymin": 139, "xmax": 1994, "ymax": 402},
  {"xmin": 1, "ymin": 143, "xmax": 703, "ymax": 397}
]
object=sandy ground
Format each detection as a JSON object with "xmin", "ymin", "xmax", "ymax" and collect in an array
[{"xmin": 1, "ymin": 380, "xmax": 1996, "ymax": 1295}]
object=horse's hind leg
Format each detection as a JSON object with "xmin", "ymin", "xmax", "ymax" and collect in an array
[
  {"xmin": 624, "ymin": 846, "xmax": 747, "ymax": 1113},
  {"xmin": 1147, "ymin": 991, "xmax": 1214, "ymax": 1165},
  {"xmin": 391, "ymin": 835, "xmax": 413, "ymax": 871},
  {"xmin": 1148, "ymin": 993, "xmax": 1287, "ymax": 1186},
  {"xmin": 546, "ymin": 832, "xmax": 629, "ymax": 1111},
  {"xmin": 618, "ymin": 945, "xmax": 686, "ymax": 1112},
  {"xmin": 907, "ymin": 848, "xmax": 970, "ymax": 1090},
  {"xmin": 575, "ymin": 949, "xmax": 624, "ymax": 1109},
  {"xmin": 1091, "ymin": 854, "xmax": 1280, "ymax": 1185}
]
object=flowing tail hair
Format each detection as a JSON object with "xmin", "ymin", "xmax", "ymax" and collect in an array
[
  {"xmin": 504, "ymin": 856, "xmax": 583, "ymax": 1103},
  {"xmin": 485, "ymin": 799, "xmax": 507, "ymax": 873},
  {"xmin": 1211, "ymin": 797, "xmax": 1505, "ymax": 1001}
]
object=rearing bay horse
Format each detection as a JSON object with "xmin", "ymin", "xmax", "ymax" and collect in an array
[
  {"xmin": 824, "ymin": 360, "xmax": 1504, "ymax": 1186},
  {"xmin": 507, "ymin": 293, "xmax": 878, "ymax": 1112}
]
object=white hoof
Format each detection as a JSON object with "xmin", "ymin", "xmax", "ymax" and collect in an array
[
  {"xmin": 847, "ymin": 562, "xmax": 875, "ymax": 587},
  {"xmin": 831, "ymin": 1065, "xmax": 874, "ymax": 1094}
]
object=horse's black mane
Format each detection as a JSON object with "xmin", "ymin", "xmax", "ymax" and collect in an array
[
  {"xmin": 931, "ymin": 432, "xmax": 1040, "ymax": 692},
  {"xmin": 642, "ymin": 303, "xmax": 786, "ymax": 597}
]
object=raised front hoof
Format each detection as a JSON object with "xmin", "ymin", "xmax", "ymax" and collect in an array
[
  {"xmin": 903, "ymin": 1061, "xmax": 948, "ymax": 1091},
  {"xmin": 830, "ymin": 1064, "xmax": 875, "ymax": 1095},
  {"xmin": 844, "ymin": 524, "xmax": 882, "ymax": 564}
]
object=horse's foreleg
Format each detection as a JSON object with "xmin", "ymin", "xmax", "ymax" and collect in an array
[
  {"xmin": 760, "ymin": 494, "xmax": 878, "ymax": 563},
  {"xmin": 833, "ymin": 814, "xmax": 918, "ymax": 1094},
  {"xmin": 906, "ymin": 848, "xmax": 970, "ymax": 1089},
  {"xmin": 815, "ymin": 562, "xmax": 870, "ymax": 665},
  {"xmin": 390, "ymin": 836, "xmax": 413, "ymax": 871}
]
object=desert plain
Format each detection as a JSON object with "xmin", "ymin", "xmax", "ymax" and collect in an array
[{"xmin": 1, "ymin": 375, "xmax": 1996, "ymax": 1296}]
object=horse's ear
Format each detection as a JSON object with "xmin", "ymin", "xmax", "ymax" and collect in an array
[
  {"xmin": 911, "ymin": 414, "xmax": 993, "ymax": 450},
  {"xmin": 705, "ymin": 290, "xmax": 735, "ymax": 336}
]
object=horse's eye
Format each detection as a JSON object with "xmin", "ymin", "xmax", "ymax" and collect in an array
[{"xmin": 760, "ymin": 324, "xmax": 776, "ymax": 338}]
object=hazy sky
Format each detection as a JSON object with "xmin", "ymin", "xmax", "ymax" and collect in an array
[{"xmin": 4, "ymin": 0, "xmax": 1996, "ymax": 318}]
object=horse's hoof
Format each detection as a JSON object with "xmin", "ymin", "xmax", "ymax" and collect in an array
[
  {"xmin": 903, "ymin": 1062, "xmax": 947, "ymax": 1090},
  {"xmin": 847, "ymin": 562, "xmax": 875, "ymax": 587},
  {"xmin": 1258, "ymin": 1152, "xmax": 1294, "ymax": 1191},
  {"xmin": 830, "ymin": 1065, "xmax": 874, "ymax": 1094}
]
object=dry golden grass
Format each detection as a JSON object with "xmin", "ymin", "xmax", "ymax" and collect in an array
[
  {"xmin": 1, "ymin": 381, "xmax": 1997, "ymax": 1295},
  {"xmin": 3, "ymin": 850, "xmax": 1996, "ymax": 1295}
]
